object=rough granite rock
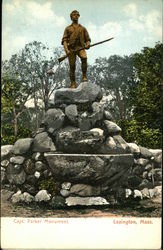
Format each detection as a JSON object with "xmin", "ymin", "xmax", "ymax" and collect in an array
[
  {"xmin": 32, "ymin": 132, "xmax": 56, "ymax": 152},
  {"xmin": 104, "ymin": 110, "xmax": 114, "ymax": 121},
  {"xmin": 56, "ymin": 127, "xmax": 104, "ymax": 153},
  {"xmin": 98, "ymin": 135, "xmax": 130, "ymax": 154},
  {"xmin": 65, "ymin": 104, "xmax": 78, "ymax": 124},
  {"xmin": 10, "ymin": 156, "xmax": 25, "ymax": 165},
  {"xmin": 1, "ymin": 160, "xmax": 10, "ymax": 167},
  {"xmin": 127, "ymin": 143, "xmax": 140, "ymax": 156},
  {"xmin": 35, "ymin": 190, "xmax": 51, "ymax": 202},
  {"xmin": 11, "ymin": 191, "xmax": 34, "ymax": 204},
  {"xmin": 44, "ymin": 108, "xmax": 65, "ymax": 134},
  {"xmin": 6, "ymin": 166, "xmax": 26, "ymax": 185},
  {"xmin": 44, "ymin": 153, "xmax": 134, "ymax": 185},
  {"xmin": 139, "ymin": 146, "xmax": 153, "ymax": 159},
  {"xmin": 103, "ymin": 120, "xmax": 122, "ymax": 134},
  {"xmin": 54, "ymin": 82, "xmax": 103, "ymax": 105},
  {"xmin": 12, "ymin": 138, "xmax": 33, "ymax": 155},
  {"xmin": 1, "ymin": 145, "xmax": 13, "ymax": 160},
  {"xmin": 78, "ymin": 102, "xmax": 104, "ymax": 131},
  {"xmin": 50, "ymin": 196, "xmax": 66, "ymax": 208},
  {"xmin": 65, "ymin": 196, "xmax": 109, "ymax": 206},
  {"xmin": 70, "ymin": 184, "xmax": 101, "ymax": 197}
]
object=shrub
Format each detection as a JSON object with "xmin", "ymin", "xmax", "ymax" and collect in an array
[
  {"xmin": 1, "ymin": 124, "xmax": 32, "ymax": 145},
  {"xmin": 38, "ymin": 177, "xmax": 57, "ymax": 196},
  {"xmin": 118, "ymin": 119, "xmax": 162, "ymax": 149}
]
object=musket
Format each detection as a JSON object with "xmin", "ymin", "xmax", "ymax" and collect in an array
[{"xmin": 58, "ymin": 37, "xmax": 114, "ymax": 63}]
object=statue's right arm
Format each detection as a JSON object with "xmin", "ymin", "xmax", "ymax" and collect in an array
[
  {"xmin": 62, "ymin": 27, "xmax": 70, "ymax": 56},
  {"xmin": 63, "ymin": 41, "xmax": 70, "ymax": 56}
]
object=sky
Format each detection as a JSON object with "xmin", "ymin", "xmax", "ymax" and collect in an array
[{"xmin": 2, "ymin": 0, "xmax": 163, "ymax": 64}]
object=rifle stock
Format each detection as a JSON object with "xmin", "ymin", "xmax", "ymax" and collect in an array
[
  {"xmin": 58, "ymin": 37, "xmax": 114, "ymax": 63},
  {"xmin": 58, "ymin": 55, "xmax": 68, "ymax": 63}
]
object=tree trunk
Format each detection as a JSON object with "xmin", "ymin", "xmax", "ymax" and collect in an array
[
  {"xmin": 115, "ymin": 88, "xmax": 124, "ymax": 120},
  {"xmin": 13, "ymin": 107, "xmax": 18, "ymax": 137},
  {"xmin": 33, "ymin": 82, "xmax": 39, "ymax": 130},
  {"xmin": 44, "ymin": 80, "xmax": 49, "ymax": 112}
]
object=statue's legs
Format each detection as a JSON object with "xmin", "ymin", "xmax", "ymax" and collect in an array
[
  {"xmin": 68, "ymin": 52, "xmax": 77, "ymax": 88},
  {"xmin": 78, "ymin": 50, "xmax": 88, "ymax": 82}
]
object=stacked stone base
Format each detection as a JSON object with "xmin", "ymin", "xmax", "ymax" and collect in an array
[{"xmin": 1, "ymin": 82, "xmax": 162, "ymax": 208}]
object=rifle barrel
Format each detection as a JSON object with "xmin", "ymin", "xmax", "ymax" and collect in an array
[
  {"xmin": 58, "ymin": 37, "xmax": 114, "ymax": 63},
  {"xmin": 90, "ymin": 37, "xmax": 114, "ymax": 48}
]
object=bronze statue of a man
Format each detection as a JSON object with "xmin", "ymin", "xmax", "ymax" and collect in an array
[{"xmin": 62, "ymin": 10, "xmax": 91, "ymax": 88}]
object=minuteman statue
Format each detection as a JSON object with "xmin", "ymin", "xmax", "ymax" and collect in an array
[{"xmin": 62, "ymin": 10, "xmax": 91, "ymax": 88}]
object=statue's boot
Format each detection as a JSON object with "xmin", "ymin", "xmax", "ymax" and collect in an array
[
  {"xmin": 70, "ymin": 81, "xmax": 77, "ymax": 88},
  {"xmin": 81, "ymin": 59, "xmax": 88, "ymax": 82},
  {"xmin": 82, "ymin": 75, "xmax": 87, "ymax": 82}
]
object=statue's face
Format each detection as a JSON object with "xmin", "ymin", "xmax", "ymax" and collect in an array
[{"xmin": 71, "ymin": 12, "xmax": 79, "ymax": 21}]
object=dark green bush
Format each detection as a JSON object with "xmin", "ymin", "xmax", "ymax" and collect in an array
[
  {"xmin": 118, "ymin": 119, "xmax": 162, "ymax": 149},
  {"xmin": 38, "ymin": 177, "xmax": 57, "ymax": 196},
  {"xmin": 1, "ymin": 124, "xmax": 32, "ymax": 145}
]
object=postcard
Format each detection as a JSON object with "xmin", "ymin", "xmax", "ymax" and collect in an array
[{"xmin": 1, "ymin": 0, "xmax": 162, "ymax": 249}]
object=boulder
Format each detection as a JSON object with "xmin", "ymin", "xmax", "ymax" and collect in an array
[
  {"xmin": 149, "ymin": 149, "xmax": 162, "ymax": 168},
  {"xmin": 61, "ymin": 182, "xmax": 71, "ymax": 190},
  {"xmin": 11, "ymin": 191, "xmax": 34, "ymax": 204},
  {"xmin": 22, "ymin": 192, "xmax": 34, "ymax": 203},
  {"xmin": 44, "ymin": 108, "xmax": 65, "ymax": 134},
  {"xmin": 141, "ymin": 188, "xmax": 150, "ymax": 198},
  {"xmin": 44, "ymin": 153, "xmax": 134, "ymax": 185},
  {"xmin": 99, "ymin": 135, "xmax": 130, "ymax": 154},
  {"xmin": 10, "ymin": 156, "xmax": 25, "ymax": 165},
  {"xmin": 50, "ymin": 196, "xmax": 66, "ymax": 208},
  {"xmin": 125, "ymin": 189, "xmax": 132, "ymax": 198},
  {"xmin": 54, "ymin": 82, "xmax": 103, "ymax": 105},
  {"xmin": 24, "ymin": 159, "xmax": 35, "ymax": 175},
  {"xmin": 78, "ymin": 102, "xmax": 104, "ymax": 131},
  {"xmin": 35, "ymin": 190, "xmax": 51, "ymax": 202},
  {"xmin": 6, "ymin": 166, "xmax": 26, "ymax": 185},
  {"xmin": 70, "ymin": 184, "xmax": 101, "ymax": 197},
  {"xmin": 35, "ymin": 161, "xmax": 44, "ymax": 172},
  {"xmin": 12, "ymin": 138, "xmax": 33, "ymax": 155},
  {"xmin": 103, "ymin": 120, "xmax": 122, "ymax": 135},
  {"xmin": 56, "ymin": 127, "xmax": 104, "ymax": 153},
  {"xmin": 65, "ymin": 104, "xmax": 78, "ymax": 124},
  {"xmin": 32, "ymin": 132, "xmax": 56, "ymax": 152},
  {"xmin": 104, "ymin": 110, "xmax": 114, "ymax": 121},
  {"xmin": 139, "ymin": 146, "xmax": 153, "ymax": 159},
  {"xmin": 34, "ymin": 171, "xmax": 41, "ymax": 179},
  {"xmin": 7, "ymin": 163, "xmax": 22, "ymax": 175},
  {"xmin": 1, "ymin": 168, "xmax": 6, "ymax": 184},
  {"xmin": 133, "ymin": 190, "xmax": 143, "ymax": 199},
  {"xmin": 32, "ymin": 152, "xmax": 42, "ymax": 161},
  {"xmin": 60, "ymin": 189, "xmax": 70, "ymax": 197},
  {"xmin": 134, "ymin": 158, "xmax": 149, "ymax": 167},
  {"xmin": 1, "ymin": 145, "xmax": 13, "ymax": 160},
  {"xmin": 11, "ymin": 191, "xmax": 22, "ymax": 203},
  {"xmin": 127, "ymin": 143, "xmax": 140, "ymax": 156},
  {"xmin": 1, "ymin": 160, "xmax": 9, "ymax": 168},
  {"xmin": 65, "ymin": 196, "xmax": 109, "ymax": 206}
]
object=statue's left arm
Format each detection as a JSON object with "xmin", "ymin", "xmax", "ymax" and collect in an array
[{"xmin": 84, "ymin": 28, "xmax": 91, "ymax": 49}]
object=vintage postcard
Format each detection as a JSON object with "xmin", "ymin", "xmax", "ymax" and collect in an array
[{"xmin": 1, "ymin": 0, "xmax": 162, "ymax": 249}]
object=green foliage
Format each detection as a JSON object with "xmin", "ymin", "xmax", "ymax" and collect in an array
[
  {"xmin": 131, "ymin": 42, "xmax": 163, "ymax": 130},
  {"xmin": 88, "ymin": 55, "xmax": 135, "ymax": 120},
  {"xmin": 118, "ymin": 119, "xmax": 162, "ymax": 149},
  {"xmin": 38, "ymin": 177, "xmax": 57, "ymax": 196},
  {"xmin": 1, "ymin": 124, "xmax": 32, "ymax": 145}
]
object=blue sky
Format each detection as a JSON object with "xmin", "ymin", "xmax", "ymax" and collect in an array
[{"xmin": 2, "ymin": 0, "xmax": 163, "ymax": 64}]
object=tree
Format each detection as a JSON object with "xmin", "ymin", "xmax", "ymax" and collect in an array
[
  {"xmin": 1, "ymin": 74, "xmax": 32, "ymax": 137},
  {"xmin": 88, "ymin": 55, "xmax": 135, "ymax": 120},
  {"xmin": 131, "ymin": 42, "xmax": 163, "ymax": 130},
  {"xmin": 2, "ymin": 42, "xmax": 69, "ymax": 130}
]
